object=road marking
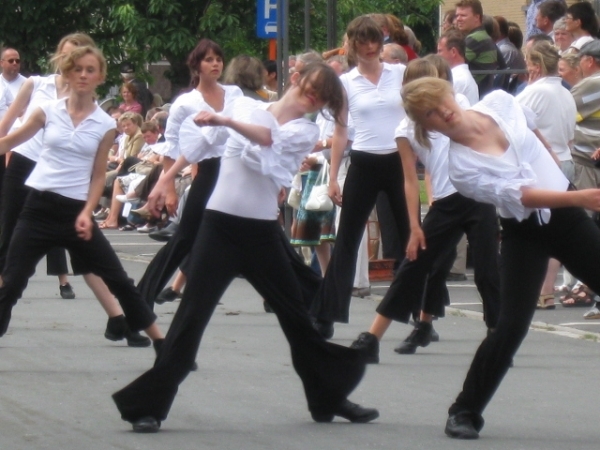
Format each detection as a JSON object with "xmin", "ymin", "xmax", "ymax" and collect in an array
[
  {"xmin": 110, "ymin": 243, "xmax": 164, "ymax": 246},
  {"xmin": 560, "ymin": 322, "xmax": 600, "ymax": 326}
]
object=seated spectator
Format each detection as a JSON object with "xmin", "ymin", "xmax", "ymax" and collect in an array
[
  {"xmin": 558, "ymin": 53, "xmax": 582, "ymax": 88},
  {"xmin": 119, "ymin": 82, "xmax": 143, "ymax": 114},
  {"xmin": 564, "ymin": 2, "xmax": 598, "ymax": 54}
]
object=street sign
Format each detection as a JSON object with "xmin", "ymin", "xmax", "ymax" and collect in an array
[{"xmin": 257, "ymin": 0, "xmax": 278, "ymax": 38}]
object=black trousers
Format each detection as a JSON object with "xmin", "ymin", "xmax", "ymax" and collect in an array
[
  {"xmin": 137, "ymin": 158, "xmax": 221, "ymax": 307},
  {"xmin": 311, "ymin": 151, "xmax": 410, "ymax": 323},
  {"xmin": 113, "ymin": 210, "xmax": 366, "ymax": 423},
  {"xmin": 376, "ymin": 192, "xmax": 404, "ymax": 265},
  {"xmin": 0, "ymin": 152, "xmax": 70, "ymax": 276},
  {"xmin": 0, "ymin": 190, "xmax": 156, "ymax": 334},
  {"xmin": 449, "ymin": 207, "xmax": 600, "ymax": 422},
  {"xmin": 377, "ymin": 193, "xmax": 500, "ymax": 328}
]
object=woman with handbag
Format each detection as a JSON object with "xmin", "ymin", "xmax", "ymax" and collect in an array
[{"xmin": 112, "ymin": 62, "xmax": 378, "ymax": 433}]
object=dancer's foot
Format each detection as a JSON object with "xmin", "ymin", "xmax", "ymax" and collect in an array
[
  {"xmin": 350, "ymin": 332, "xmax": 379, "ymax": 364},
  {"xmin": 311, "ymin": 400, "xmax": 379, "ymax": 423},
  {"xmin": 131, "ymin": 416, "xmax": 160, "ymax": 433},
  {"xmin": 104, "ymin": 315, "xmax": 151, "ymax": 347}
]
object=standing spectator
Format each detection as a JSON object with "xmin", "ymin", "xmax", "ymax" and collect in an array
[
  {"xmin": 438, "ymin": 29, "xmax": 479, "ymax": 105},
  {"xmin": 120, "ymin": 62, "xmax": 153, "ymax": 117},
  {"xmin": 526, "ymin": 0, "xmax": 567, "ymax": 40},
  {"xmin": 385, "ymin": 14, "xmax": 419, "ymax": 61},
  {"xmin": 380, "ymin": 43, "xmax": 408, "ymax": 65},
  {"xmin": 495, "ymin": 16, "xmax": 526, "ymax": 72},
  {"xmin": 535, "ymin": 1, "xmax": 567, "ymax": 40},
  {"xmin": 564, "ymin": 2, "xmax": 599, "ymax": 54},
  {"xmin": 454, "ymin": 0, "xmax": 499, "ymax": 97},
  {"xmin": 0, "ymin": 47, "xmax": 26, "ymax": 120},
  {"xmin": 442, "ymin": 9, "xmax": 456, "ymax": 33},
  {"xmin": 553, "ymin": 17, "xmax": 575, "ymax": 54}
]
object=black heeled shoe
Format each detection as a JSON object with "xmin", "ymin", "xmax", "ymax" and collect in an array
[
  {"xmin": 311, "ymin": 400, "xmax": 379, "ymax": 423},
  {"xmin": 132, "ymin": 416, "xmax": 160, "ymax": 433}
]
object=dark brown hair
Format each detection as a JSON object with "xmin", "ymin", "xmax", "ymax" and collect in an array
[
  {"xmin": 296, "ymin": 62, "xmax": 346, "ymax": 126},
  {"xmin": 187, "ymin": 39, "xmax": 225, "ymax": 87}
]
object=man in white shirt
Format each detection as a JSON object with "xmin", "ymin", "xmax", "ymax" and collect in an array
[
  {"xmin": 0, "ymin": 47, "xmax": 27, "ymax": 119},
  {"xmin": 437, "ymin": 30, "xmax": 479, "ymax": 105}
]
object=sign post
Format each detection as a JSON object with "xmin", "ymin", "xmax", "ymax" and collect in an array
[{"xmin": 256, "ymin": 0, "xmax": 278, "ymax": 39}]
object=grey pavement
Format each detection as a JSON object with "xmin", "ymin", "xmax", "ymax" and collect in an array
[{"xmin": 0, "ymin": 229, "xmax": 599, "ymax": 449}]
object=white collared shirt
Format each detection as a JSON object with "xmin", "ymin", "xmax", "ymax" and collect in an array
[
  {"xmin": 207, "ymin": 96, "xmax": 319, "ymax": 220},
  {"xmin": 516, "ymin": 76, "xmax": 576, "ymax": 161},
  {"xmin": 395, "ymin": 94, "xmax": 471, "ymax": 201},
  {"xmin": 451, "ymin": 64, "xmax": 479, "ymax": 105},
  {"xmin": 13, "ymin": 75, "xmax": 60, "ymax": 161},
  {"xmin": 448, "ymin": 91, "xmax": 569, "ymax": 223},
  {"xmin": 340, "ymin": 62, "xmax": 406, "ymax": 153},
  {"xmin": 163, "ymin": 85, "xmax": 243, "ymax": 160},
  {"xmin": 26, "ymin": 98, "xmax": 116, "ymax": 200}
]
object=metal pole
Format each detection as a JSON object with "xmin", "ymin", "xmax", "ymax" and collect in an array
[
  {"xmin": 326, "ymin": 0, "xmax": 337, "ymax": 49},
  {"xmin": 304, "ymin": 0, "xmax": 310, "ymax": 51},
  {"xmin": 276, "ymin": 0, "xmax": 284, "ymax": 97}
]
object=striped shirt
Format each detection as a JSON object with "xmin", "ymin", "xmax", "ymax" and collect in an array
[{"xmin": 465, "ymin": 27, "xmax": 499, "ymax": 97}]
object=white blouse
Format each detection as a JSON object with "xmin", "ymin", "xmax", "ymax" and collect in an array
[
  {"xmin": 516, "ymin": 77, "xmax": 575, "ymax": 162},
  {"xmin": 451, "ymin": 64, "xmax": 479, "ymax": 105},
  {"xmin": 341, "ymin": 63, "xmax": 406, "ymax": 153},
  {"xmin": 163, "ymin": 84, "xmax": 243, "ymax": 160},
  {"xmin": 395, "ymin": 94, "xmax": 471, "ymax": 201},
  {"xmin": 13, "ymin": 75, "xmax": 60, "ymax": 161},
  {"xmin": 26, "ymin": 98, "xmax": 116, "ymax": 201},
  {"xmin": 206, "ymin": 97, "xmax": 319, "ymax": 220},
  {"xmin": 448, "ymin": 91, "xmax": 569, "ymax": 223}
]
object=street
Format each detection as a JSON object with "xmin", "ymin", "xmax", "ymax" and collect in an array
[{"xmin": 0, "ymin": 229, "xmax": 599, "ymax": 449}]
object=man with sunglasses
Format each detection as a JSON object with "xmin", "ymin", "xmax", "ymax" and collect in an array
[{"xmin": 0, "ymin": 48, "xmax": 26, "ymax": 120}]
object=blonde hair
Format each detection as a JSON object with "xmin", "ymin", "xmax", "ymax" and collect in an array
[
  {"xmin": 402, "ymin": 77, "xmax": 455, "ymax": 148},
  {"xmin": 526, "ymin": 40, "xmax": 560, "ymax": 76},
  {"xmin": 403, "ymin": 59, "xmax": 439, "ymax": 84},
  {"xmin": 51, "ymin": 33, "xmax": 96, "ymax": 72},
  {"xmin": 59, "ymin": 46, "xmax": 107, "ymax": 79},
  {"xmin": 559, "ymin": 52, "xmax": 580, "ymax": 70},
  {"xmin": 118, "ymin": 111, "xmax": 143, "ymax": 127}
]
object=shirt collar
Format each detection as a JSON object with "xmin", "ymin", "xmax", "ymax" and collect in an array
[
  {"xmin": 56, "ymin": 97, "xmax": 104, "ymax": 124},
  {"xmin": 348, "ymin": 63, "xmax": 391, "ymax": 80}
]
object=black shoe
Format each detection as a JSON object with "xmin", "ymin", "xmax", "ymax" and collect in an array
[
  {"xmin": 430, "ymin": 325, "xmax": 440, "ymax": 342},
  {"xmin": 312, "ymin": 400, "xmax": 379, "ymax": 423},
  {"xmin": 155, "ymin": 287, "xmax": 182, "ymax": 304},
  {"xmin": 104, "ymin": 315, "xmax": 151, "ymax": 347},
  {"xmin": 313, "ymin": 319, "xmax": 334, "ymax": 339},
  {"xmin": 350, "ymin": 332, "xmax": 379, "ymax": 364},
  {"xmin": 394, "ymin": 321, "xmax": 432, "ymax": 354},
  {"xmin": 148, "ymin": 222, "xmax": 179, "ymax": 242},
  {"xmin": 132, "ymin": 416, "xmax": 160, "ymax": 433},
  {"xmin": 59, "ymin": 283, "xmax": 76, "ymax": 299},
  {"xmin": 445, "ymin": 412, "xmax": 483, "ymax": 439},
  {"xmin": 446, "ymin": 272, "xmax": 467, "ymax": 282},
  {"xmin": 153, "ymin": 338, "xmax": 198, "ymax": 371}
]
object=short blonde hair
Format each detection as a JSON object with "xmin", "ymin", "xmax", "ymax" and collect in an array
[
  {"xmin": 59, "ymin": 46, "xmax": 107, "ymax": 79},
  {"xmin": 402, "ymin": 77, "xmax": 454, "ymax": 148},
  {"xmin": 51, "ymin": 33, "xmax": 96, "ymax": 72},
  {"xmin": 118, "ymin": 111, "xmax": 143, "ymax": 127}
]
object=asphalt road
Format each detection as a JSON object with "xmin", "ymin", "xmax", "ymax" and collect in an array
[{"xmin": 0, "ymin": 229, "xmax": 599, "ymax": 450}]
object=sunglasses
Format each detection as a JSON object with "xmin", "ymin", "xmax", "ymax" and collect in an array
[{"xmin": 1, "ymin": 59, "xmax": 20, "ymax": 64}]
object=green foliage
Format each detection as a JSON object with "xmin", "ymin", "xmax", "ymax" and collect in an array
[{"xmin": 1, "ymin": 0, "xmax": 443, "ymax": 99}]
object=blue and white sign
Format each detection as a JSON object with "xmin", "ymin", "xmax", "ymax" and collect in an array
[{"xmin": 257, "ymin": 0, "xmax": 278, "ymax": 38}]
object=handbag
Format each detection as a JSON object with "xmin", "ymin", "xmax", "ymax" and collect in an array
[
  {"xmin": 287, "ymin": 173, "xmax": 303, "ymax": 209},
  {"xmin": 128, "ymin": 160, "xmax": 154, "ymax": 175},
  {"xmin": 305, "ymin": 162, "xmax": 334, "ymax": 211}
]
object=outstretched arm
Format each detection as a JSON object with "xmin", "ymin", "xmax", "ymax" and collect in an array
[
  {"xmin": 521, "ymin": 187, "xmax": 600, "ymax": 211},
  {"xmin": 0, "ymin": 108, "xmax": 45, "ymax": 155},
  {"xmin": 193, "ymin": 110, "xmax": 272, "ymax": 146}
]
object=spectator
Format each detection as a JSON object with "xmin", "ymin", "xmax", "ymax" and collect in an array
[
  {"xmin": 495, "ymin": 16, "xmax": 526, "ymax": 71},
  {"xmin": 526, "ymin": 0, "xmax": 567, "ymax": 40},
  {"xmin": 437, "ymin": 30, "xmax": 479, "ymax": 128},
  {"xmin": 564, "ymin": 1, "xmax": 599, "ymax": 54},
  {"xmin": 536, "ymin": 1, "xmax": 567, "ymax": 39},
  {"xmin": 0, "ymin": 47, "xmax": 26, "ymax": 120},
  {"xmin": 553, "ymin": 17, "xmax": 575, "ymax": 54},
  {"xmin": 262, "ymin": 59, "xmax": 278, "ymax": 92},
  {"xmin": 558, "ymin": 53, "xmax": 582, "ymax": 88},
  {"xmin": 119, "ymin": 82, "xmax": 143, "ymax": 115},
  {"xmin": 380, "ymin": 43, "xmax": 408, "ymax": 64},
  {"xmin": 442, "ymin": 9, "xmax": 456, "ymax": 33},
  {"xmin": 120, "ymin": 62, "xmax": 153, "ymax": 116},
  {"xmin": 223, "ymin": 55, "xmax": 277, "ymax": 101},
  {"xmin": 455, "ymin": 0, "xmax": 499, "ymax": 97},
  {"xmin": 385, "ymin": 14, "xmax": 419, "ymax": 61}
]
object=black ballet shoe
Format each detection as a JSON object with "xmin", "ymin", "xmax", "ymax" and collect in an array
[
  {"xmin": 311, "ymin": 400, "xmax": 379, "ymax": 423},
  {"xmin": 132, "ymin": 416, "xmax": 160, "ymax": 433},
  {"xmin": 445, "ymin": 412, "xmax": 484, "ymax": 439},
  {"xmin": 104, "ymin": 315, "xmax": 151, "ymax": 347}
]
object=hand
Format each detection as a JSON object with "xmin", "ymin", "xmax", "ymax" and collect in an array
[
  {"xmin": 406, "ymin": 228, "xmax": 426, "ymax": 261},
  {"xmin": 75, "ymin": 212, "xmax": 93, "ymax": 241},
  {"xmin": 592, "ymin": 148, "xmax": 600, "ymax": 160},
  {"xmin": 300, "ymin": 155, "xmax": 317, "ymax": 172},
  {"xmin": 328, "ymin": 179, "xmax": 342, "ymax": 206},
  {"xmin": 193, "ymin": 111, "xmax": 225, "ymax": 127},
  {"xmin": 147, "ymin": 177, "xmax": 178, "ymax": 217},
  {"xmin": 277, "ymin": 187, "xmax": 286, "ymax": 206},
  {"xmin": 577, "ymin": 189, "xmax": 600, "ymax": 211}
]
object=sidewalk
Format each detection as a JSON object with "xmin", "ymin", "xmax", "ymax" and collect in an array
[{"xmin": 0, "ymin": 256, "xmax": 599, "ymax": 449}]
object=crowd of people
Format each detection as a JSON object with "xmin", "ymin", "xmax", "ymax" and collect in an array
[{"xmin": 1, "ymin": 0, "xmax": 600, "ymax": 441}]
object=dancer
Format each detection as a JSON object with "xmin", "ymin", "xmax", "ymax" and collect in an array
[
  {"xmin": 0, "ymin": 46, "xmax": 163, "ymax": 346},
  {"xmin": 401, "ymin": 77, "xmax": 600, "ymax": 440},
  {"xmin": 0, "ymin": 34, "xmax": 150, "ymax": 346},
  {"xmin": 310, "ymin": 15, "xmax": 410, "ymax": 338},
  {"xmin": 350, "ymin": 58, "xmax": 500, "ymax": 362},
  {"xmin": 112, "ymin": 62, "xmax": 377, "ymax": 433}
]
